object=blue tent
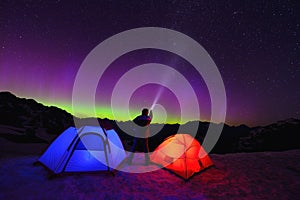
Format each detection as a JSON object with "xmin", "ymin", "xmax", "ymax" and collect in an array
[{"xmin": 38, "ymin": 126, "xmax": 127, "ymax": 175}]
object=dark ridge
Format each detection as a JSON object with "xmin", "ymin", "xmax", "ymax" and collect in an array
[{"xmin": 0, "ymin": 91, "xmax": 299, "ymax": 154}]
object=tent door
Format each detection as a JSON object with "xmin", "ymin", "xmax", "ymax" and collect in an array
[{"xmin": 63, "ymin": 133, "xmax": 110, "ymax": 172}]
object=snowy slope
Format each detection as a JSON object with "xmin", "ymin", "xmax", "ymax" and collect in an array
[{"xmin": 1, "ymin": 150, "xmax": 299, "ymax": 200}]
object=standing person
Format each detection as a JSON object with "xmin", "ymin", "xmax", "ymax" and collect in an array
[{"xmin": 127, "ymin": 108, "xmax": 152, "ymax": 165}]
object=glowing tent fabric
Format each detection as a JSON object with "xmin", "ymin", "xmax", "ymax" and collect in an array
[
  {"xmin": 38, "ymin": 126, "xmax": 126, "ymax": 175},
  {"xmin": 150, "ymin": 134, "xmax": 213, "ymax": 180}
]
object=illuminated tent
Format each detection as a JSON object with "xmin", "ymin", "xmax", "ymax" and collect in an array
[
  {"xmin": 150, "ymin": 134, "xmax": 213, "ymax": 180},
  {"xmin": 37, "ymin": 126, "xmax": 126, "ymax": 176}
]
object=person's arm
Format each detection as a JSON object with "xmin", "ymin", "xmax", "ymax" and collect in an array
[
  {"xmin": 133, "ymin": 116, "xmax": 138, "ymax": 125},
  {"xmin": 149, "ymin": 110, "xmax": 153, "ymax": 120}
]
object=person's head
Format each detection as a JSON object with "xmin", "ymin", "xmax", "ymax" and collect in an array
[{"xmin": 141, "ymin": 108, "xmax": 149, "ymax": 116}]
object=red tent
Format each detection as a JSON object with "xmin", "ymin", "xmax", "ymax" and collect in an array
[{"xmin": 150, "ymin": 134, "xmax": 213, "ymax": 180}]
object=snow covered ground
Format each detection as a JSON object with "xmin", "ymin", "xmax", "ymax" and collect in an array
[{"xmin": 1, "ymin": 150, "xmax": 300, "ymax": 200}]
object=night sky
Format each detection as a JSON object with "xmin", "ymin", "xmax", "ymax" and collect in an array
[{"xmin": 1, "ymin": 1, "xmax": 299, "ymax": 126}]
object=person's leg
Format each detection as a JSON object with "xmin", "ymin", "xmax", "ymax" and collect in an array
[
  {"xmin": 127, "ymin": 137, "xmax": 137, "ymax": 164},
  {"xmin": 144, "ymin": 138, "xmax": 150, "ymax": 165}
]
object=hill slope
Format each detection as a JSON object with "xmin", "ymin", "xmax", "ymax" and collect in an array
[{"xmin": 0, "ymin": 91, "xmax": 299, "ymax": 154}]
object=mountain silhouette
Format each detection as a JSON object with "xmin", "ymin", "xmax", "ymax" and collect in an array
[{"xmin": 0, "ymin": 91, "xmax": 299, "ymax": 154}]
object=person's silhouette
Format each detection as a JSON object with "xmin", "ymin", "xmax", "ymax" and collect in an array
[{"xmin": 127, "ymin": 108, "xmax": 152, "ymax": 165}]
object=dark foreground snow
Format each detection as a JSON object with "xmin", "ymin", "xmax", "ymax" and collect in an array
[{"xmin": 1, "ymin": 150, "xmax": 300, "ymax": 200}]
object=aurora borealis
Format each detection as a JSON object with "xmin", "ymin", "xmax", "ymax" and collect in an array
[{"xmin": 1, "ymin": 1, "xmax": 299, "ymax": 126}]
